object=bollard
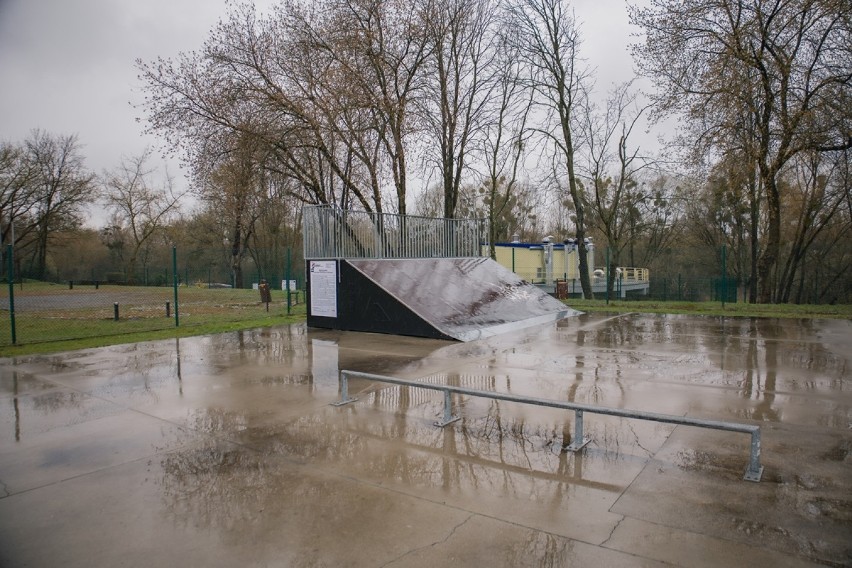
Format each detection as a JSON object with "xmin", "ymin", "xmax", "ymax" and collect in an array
[
  {"xmin": 113, "ymin": 302, "xmax": 119, "ymax": 321},
  {"xmin": 95, "ymin": 281, "xmax": 99, "ymax": 290},
  {"xmin": 166, "ymin": 301, "xmax": 170, "ymax": 318},
  {"xmin": 69, "ymin": 280, "xmax": 73, "ymax": 290}
]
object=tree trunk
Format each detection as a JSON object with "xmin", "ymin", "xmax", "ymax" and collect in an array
[
  {"xmin": 126, "ymin": 252, "xmax": 138, "ymax": 285},
  {"xmin": 488, "ymin": 205, "xmax": 497, "ymax": 259},
  {"xmin": 231, "ymin": 222, "xmax": 243, "ymax": 289},
  {"xmin": 566, "ymin": 155, "xmax": 592, "ymax": 299},
  {"xmin": 749, "ymin": 174, "xmax": 759, "ymax": 303},
  {"xmin": 757, "ymin": 176, "xmax": 781, "ymax": 303},
  {"xmin": 36, "ymin": 223, "xmax": 49, "ymax": 280},
  {"xmin": 576, "ymin": 233, "xmax": 592, "ymax": 299}
]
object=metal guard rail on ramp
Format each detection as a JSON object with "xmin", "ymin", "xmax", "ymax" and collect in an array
[{"xmin": 333, "ymin": 370, "xmax": 764, "ymax": 482}]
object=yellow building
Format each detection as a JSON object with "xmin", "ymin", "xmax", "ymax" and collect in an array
[
  {"xmin": 491, "ymin": 238, "xmax": 595, "ymax": 285},
  {"xmin": 490, "ymin": 238, "xmax": 650, "ymax": 297}
]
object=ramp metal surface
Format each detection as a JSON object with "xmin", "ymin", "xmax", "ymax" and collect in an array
[{"xmin": 346, "ymin": 258, "xmax": 577, "ymax": 341}]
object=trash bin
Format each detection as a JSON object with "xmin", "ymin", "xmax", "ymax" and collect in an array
[
  {"xmin": 259, "ymin": 279, "xmax": 272, "ymax": 308},
  {"xmin": 555, "ymin": 280, "xmax": 568, "ymax": 299}
]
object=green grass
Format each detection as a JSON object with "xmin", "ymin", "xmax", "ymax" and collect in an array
[
  {"xmin": 0, "ymin": 305, "xmax": 306, "ymax": 357},
  {"xmin": 0, "ymin": 282, "xmax": 307, "ymax": 357},
  {"xmin": 565, "ymin": 299, "xmax": 852, "ymax": 319}
]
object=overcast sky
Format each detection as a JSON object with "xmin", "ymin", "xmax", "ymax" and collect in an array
[{"xmin": 0, "ymin": 0, "xmax": 640, "ymax": 228}]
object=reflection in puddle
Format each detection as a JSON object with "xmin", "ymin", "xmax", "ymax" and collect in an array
[
  {"xmin": 174, "ymin": 337, "xmax": 182, "ymax": 396},
  {"xmin": 260, "ymin": 397, "xmax": 648, "ymax": 492},
  {"xmin": 12, "ymin": 371, "xmax": 20, "ymax": 442},
  {"xmin": 157, "ymin": 443, "xmax": 273, "ymax": 533},
  {"xmin": 505, "ymin": 532, "xmax": 576, "ymax": 567}
]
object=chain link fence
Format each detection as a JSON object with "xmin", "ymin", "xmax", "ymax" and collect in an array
[
  {"xmin": 585, "ymin": 245, "xmax": 740, "ymax": 303},
  {"xmin": 0, "ymin": 245, "xmax": 306, "ymax": 347},
  {"xmin": 494, "ymin": 243, "xmax": 741, "ymax": 303}
]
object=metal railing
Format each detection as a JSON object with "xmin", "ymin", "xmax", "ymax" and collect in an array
[
  {"xmin": 620, "ymin": 267, "xmax": 650, "ymax": 282},
  {"xmin": 332, "ymin": 370, "xmax": 764, "ymax": 482},
  {"xmin": 303, "ymin": 205, "xmax": 487, "ymax": 259}
]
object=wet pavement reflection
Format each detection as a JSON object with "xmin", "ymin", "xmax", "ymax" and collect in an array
[{"xmin": 0, "ymin": 314, "xmax": 849, "ymax": 566}]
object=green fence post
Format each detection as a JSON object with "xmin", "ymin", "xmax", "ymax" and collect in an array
[
  {"xmin": 721, "ymin": 244, "xmax": 727, "ymax": 309},
  {"xmin": 172, "ymin": 246, "xmax": 179, "ymax": 327},
  {"xmin": 286, "ymin": 247, "xmax": 292, "ymax": 315},
  {"xmin": 7, "ymin": 244, "xmax": 16, "ymax": 345}
]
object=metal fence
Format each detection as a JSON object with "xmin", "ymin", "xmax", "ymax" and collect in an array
[
  {"xmin": 303, "ymin": 205, "xmax": 487, "ymax": 259},
  {"xmin": 0, "ymin": 245, "xmax": 305, "ymax": 347},
  {"xmin": 300, "ymin": 210, "xmax": 756, "ymax": 303},
  {"xmin": 334, "ymin": 370, "xmax": 764, "ymax": 482}
]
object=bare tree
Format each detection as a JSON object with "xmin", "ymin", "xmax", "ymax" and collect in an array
[
  {"xmin": 630, "ymin": 0, "xmax": 852, "ymax": 303},
  {"xmin": 323, "ymin": 0, "xmax": 432, "ymax": 214},
  {"xmin": 633, "ymin": 174, "xmax": 687, "ymax": 268},
  {"xmin": 421, "ymin": 0, "xmax": 501, "ymax": 218},
  {"xmin": 479, "ymin": 27, "xmax": 533, "ymax": 257},
  {"xmin": 777, "ymin": 148, "xmax": 850, "ymax": 302},
  {"xmin": 280, "ymin": 0, "xmax": 418, "ymax": 213},
  {"xmin": 202, "ymin": 133, "xmax": 269, "ymax": 289},
  {"xmin": 579, "ymin": 82, "xmax": 651, "ymax": 292},
  {"xmin": 103, "ymin": 149, "xmax": 184, "ymax": 283},
  {"xmin": 508, "ymin": 0, "xmax": 593, "ymax": 297},
  {"xmin": 137, "ymin": 2, "xmax": 369, "ymax": 211},
  {"xmin": 0, "ymin": 141, "xmax": 36, "ymax": 247},
  {"xmin": 24, "ymin": 130, "xmax": 97, "ymax": 280},
  {"xmin": 138, "ymin": 0, "xmax": 434, "ymax": 216}
]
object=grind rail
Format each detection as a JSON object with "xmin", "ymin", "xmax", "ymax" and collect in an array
[{"xmin": 332, "ymin": 370, "xmax": 764, "ymax": 482}]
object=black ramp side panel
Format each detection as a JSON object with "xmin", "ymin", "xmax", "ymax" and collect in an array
[
  {"xmin": 347, "ymin": 258, "xmax": 578, "ymax": 342},
  {"xmin": 334, "ymin": 260, "xmax": 454, "ymax": 340}
]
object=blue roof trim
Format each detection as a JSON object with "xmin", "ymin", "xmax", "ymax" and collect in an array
[{"xmin": 494, "ymin": 242, "xmax": 568, "ymax": 250}]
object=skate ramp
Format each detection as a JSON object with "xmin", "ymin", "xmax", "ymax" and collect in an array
[{"xmin": 307, "ymin": 257, "xmax": 578, "ymax": 341}]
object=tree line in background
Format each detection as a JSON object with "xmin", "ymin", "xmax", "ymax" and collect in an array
[
  {"xmin": 1, "ymin": 0, "xmax": 849, "ymax": 303},
  {"xmin": 0, "ymin": 131, "xmax": 303, "ymax": 289}
]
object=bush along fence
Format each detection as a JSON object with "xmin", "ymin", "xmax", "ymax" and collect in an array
[{"xmin": 0, "ymin": 245, "xmax": 305, "ymax": 347}]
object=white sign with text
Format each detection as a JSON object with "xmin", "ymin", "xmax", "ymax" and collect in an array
[{"xmin": 309, "ymin": 260, "xmax": 337, "ymax": 318}]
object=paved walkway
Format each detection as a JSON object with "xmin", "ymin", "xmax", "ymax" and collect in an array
[{"xmin": 0, "ymin": 314, "xmax": 849, "ymax": 566}]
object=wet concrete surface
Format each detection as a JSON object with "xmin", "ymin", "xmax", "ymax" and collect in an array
[{"xmin": 0, "ymin": 313, "xmax": 849, "ymax": 566}]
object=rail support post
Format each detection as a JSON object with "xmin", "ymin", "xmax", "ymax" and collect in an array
[
  {"xmin": 743, "ymin": 429, "xmax": 764, "ymax": 482},
  {"xmin": 331, "ymin": 371, "xmax": 358, "ymax": 406},
  {"xmin": 565, "ymin": 409, "xmax": 591, "ymax": 452},
  {"xmin": 434, "ymin": 388, "xmax": 460, "ymax": 427}
]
